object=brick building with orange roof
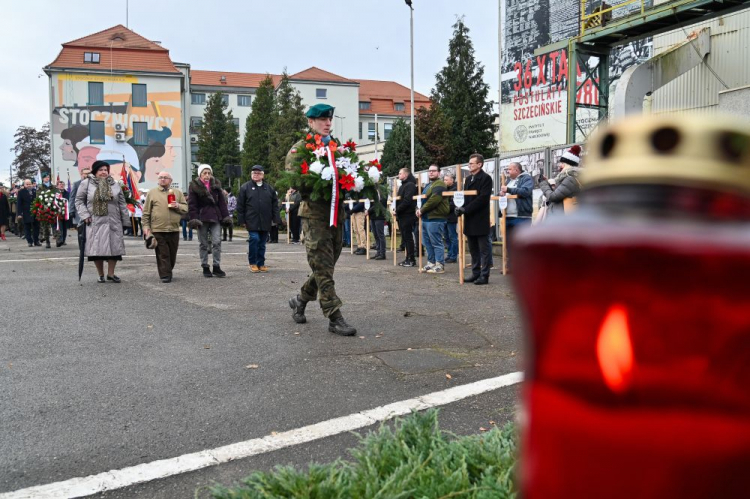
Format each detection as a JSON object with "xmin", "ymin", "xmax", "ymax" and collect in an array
[
  {"xmin": 46, "ymin": 25, "xmax": 431, "ymax": 189},
  {"xmin": 44, "ymin": 25, "xmax": 192, "ymax": 190}
]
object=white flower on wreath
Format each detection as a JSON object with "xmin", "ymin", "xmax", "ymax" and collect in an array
[
  {"xmin": 338, "ymin": 146, "xmax": 350, "ymax": 154},
  {"xmin": 313, "ymin": 146, "xmax": 328, "ymax": 159},
  {"xmin": 309, "ymin": 161, "xmax": 324, "ymax": 175},
  {"xmin": 320, "ymin": 166, "xmax": 334, "ymax": 181},
  {"xmin": 353, "ymin": 175, "xmax": 365, "ymax": 192},
  {"xmin": 335, "ymin": 156, "xmax": 351, "ymax": 171},
  {"xmin": 367, "ymin": 166, "xmax": 381, "ymax": 183}
]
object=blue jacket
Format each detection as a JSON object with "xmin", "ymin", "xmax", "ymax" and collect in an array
[{"xmin": 506, "ymin": 171, "xmax": 534, "ymax": 218}]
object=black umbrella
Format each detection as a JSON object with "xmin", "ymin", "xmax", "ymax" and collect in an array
[{"xmin": 78, "ymin": 223, "xmax": 86, "ymax": 281}]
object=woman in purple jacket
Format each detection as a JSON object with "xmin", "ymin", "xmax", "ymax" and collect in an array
[{"xmin": 188, "ymin": 164, "xmax": 231, "ymax": 278}]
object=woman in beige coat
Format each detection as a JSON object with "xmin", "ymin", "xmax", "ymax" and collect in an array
[{"xmin": 75, "ymin": 161, "xmax": 131, "ymax": 283}]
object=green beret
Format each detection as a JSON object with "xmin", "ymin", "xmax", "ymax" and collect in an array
[{"xmin": 306, "ymin": 104, "xmax": 335, "ymax": 119}]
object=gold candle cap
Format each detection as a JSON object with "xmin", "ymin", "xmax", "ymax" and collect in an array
[{"xmin": 582, "ymin": 113, "xmax": 750, "ymax": 195}]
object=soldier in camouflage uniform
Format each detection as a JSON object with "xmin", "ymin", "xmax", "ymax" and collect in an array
[
  {"xmin": 286, "ymin": 104, "xmax": 357, "ymax": 336},
  {"xmin": 37, "ymin": 172, "xmax": 60, "ymax": 249}
]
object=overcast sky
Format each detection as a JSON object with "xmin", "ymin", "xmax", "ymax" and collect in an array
[{"xmin": 0, "ymin": 0, "xmax": 502, "ymax": 186}]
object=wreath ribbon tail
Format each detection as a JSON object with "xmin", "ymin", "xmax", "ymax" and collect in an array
[{"xmin": 327, "ymin": 147, "xmax": 339, "ymax": 227}]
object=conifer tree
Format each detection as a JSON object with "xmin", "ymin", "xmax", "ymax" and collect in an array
[
  {"xmin": 268, "ymin": 71, "xmax": 307, "ymax": 186},
  {"xmin": 196, "ymin": 92, "xmax": 228, "ymax": 180},
  {"xmin": 241, "ymin": 75, "xmax": 275, "ymax": 181},
  {"xmin": 217, "ymin": 110, "xmax": 241, "ymax": 187},
  {"xmin": 415, "ymin": 103, "xmax": 453, "ymax": 167},
  {"xmin": 380, "ymin": 119, "xmax": 429, "ymax": 178},
  {"xmin": 433, "ymin": 19, "xmax": 496, "ymax": 164}
]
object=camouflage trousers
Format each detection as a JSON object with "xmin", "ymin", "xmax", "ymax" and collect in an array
[
  {"xmin": 299, "ymin": 218, "xmax": 344, "ymax": 318},
  {"xmin": 39, "ymin": 221, "xmax": 60, "ymax": 243}
]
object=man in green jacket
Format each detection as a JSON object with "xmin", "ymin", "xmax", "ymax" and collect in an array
[
  {"xmin": 416, "ymin": 165, "xmax": 449, "ymax": 274},
  {"xmin": 142, "ymin": 171, "xmax": 188, "ymax": 283}
]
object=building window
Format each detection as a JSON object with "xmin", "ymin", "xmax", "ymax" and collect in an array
[
  {"xmin": 88, "ymin": 82, "xmax": 104, "ymax": 106},
  {"xmin": 220, "ymin": 94, "xmax": 229, "ymax": 106},
  {"xmin": 191, "ymin": 144, "xmax": 199, "ymax": 163},
  {"xmin": 190, "ymin": 116, "xmax": 203, "ymax": 133},
  {"xmin": 316, "ymin": 88, "xmax": 327, "ymax": 99},
  {"xmin": 132, "ymin": 122, "xmax": 148, "ymax": 146},
  {"xmin": 191, "ymin": 93, "xmax": 206, "ymax": 105},
  {"xmin": 394, "ymin": 102, "xmax": 405, "ymax": 112},
  {"xmin": 359, "ymin": 101, "xmax": 371, "ymax": 110},
  {"xmin": 132, "ymin": 84, "xmax": 148, "ymax": 107},
  {"xmin": 232, "ymin": 118, "xmax": 240, "ymax": 128},
  {"xmin": 384, "ymin": 123, "xmax": 393, "ymax": 140},
  {"xmin": 84, "ymin": 52, "xmax": 100, "ymax": 64},
  {"xmin": 89, "ymin": 121, "xmax": 105, "ymax": 144},
  {"xmin": 237, "ymin": 95, "xmax": 251, "ymax": 107},
  {"xmin": 359, "ymin": 122, "xmax": 363, "ymax": 140},
  {"xmin": 368, "ymin": 122, "xmax": 376, "ymax": 141}
]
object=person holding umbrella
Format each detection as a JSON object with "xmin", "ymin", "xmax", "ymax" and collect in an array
[{"xmin": 75, "ymin": 160, "xmax": 131, "ymax": 283}]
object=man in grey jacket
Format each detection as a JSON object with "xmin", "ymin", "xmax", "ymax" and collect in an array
[{"xmin": 500, "ymin": 162, "xmax": 534, "ymax": 265}]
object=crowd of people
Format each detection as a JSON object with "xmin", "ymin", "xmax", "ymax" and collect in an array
[{"xmin": 1, "ymin": 101, "xmax": 582, "ymax": 337}]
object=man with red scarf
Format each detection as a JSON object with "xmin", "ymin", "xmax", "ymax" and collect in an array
[{"xmin": 285, "ymin": 104, "xmax": 356, "ymax": 336}]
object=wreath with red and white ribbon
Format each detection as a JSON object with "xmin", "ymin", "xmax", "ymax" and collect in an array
[{"xmin": 286, "ymin": 134, "xmax": 381, "ymax": 226}]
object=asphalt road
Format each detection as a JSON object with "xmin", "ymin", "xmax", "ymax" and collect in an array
[{"xmin": 0, "ymin": 228, "xmax": 524, "ymax": 498}]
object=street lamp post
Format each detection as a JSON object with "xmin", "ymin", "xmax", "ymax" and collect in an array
[
  {"xmin": 335, "ymin": 115, "xmax": 345, "ymax": 139},
  {"xmin": 498, "ymin": 0, "xmax": 502, "ymax": 153},
  {"xmin": 405, "ymin": 0, "xmax": 415, "ymax": 174}
]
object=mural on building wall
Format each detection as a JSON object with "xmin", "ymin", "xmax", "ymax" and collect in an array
[
  {"xmin": 50, "ymin": 74, "xmax": 183, "ymax": 190},
  {"xmin": 501, "ymin": 0, "xmax": 653, "ymax": 151}
]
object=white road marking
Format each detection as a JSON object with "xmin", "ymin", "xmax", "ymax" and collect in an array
[
  {"xmin": 0, "ymin": 372, "xmax": 523, "ymax": 499},
  {"xmin": 0, "ymin": 252, "xmax": 305, "ymax": 264}
]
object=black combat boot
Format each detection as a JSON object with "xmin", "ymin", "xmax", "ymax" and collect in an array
[
  {"xmin": 289, "ymin": 295, "xmax": 307, "ymax": 324},
  {"xmin": 45, "ymin": 239, "xmax": 51, "ymax": 249},
  {"xmin": 328, "ymin": 311, "xmax": 357, "ymax": 336},
  {"xmin": 212, "ymin": 265, "xmax": 226, "ymax": 278},
  {"xmin": 202, "ymin": 265, "xmax": 213, "ymax": 278}
]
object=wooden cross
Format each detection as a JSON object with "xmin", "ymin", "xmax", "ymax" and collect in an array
[
  {"xmin": 361, "ymin": 198, "xmax": 371, "ymax": 260},
  {"xmin": 446, "ymin": 167, "xmax": 477, "ymax": 284},
  {"xmin": 282, "ymin": 196, "xmax": 293, "ymax": 245},
  {"xmin": 343, "ymin": 199, "xmax": 357, "ymax": 254},
  {"xmin": 493, "ymin": 173, "xmax": 519, "ymax": 276}
]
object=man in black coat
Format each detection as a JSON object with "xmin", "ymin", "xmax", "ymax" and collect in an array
[
  {"xmin": 17, "ymin": 179, "xmax": 40, "ymax": 247},
  {"xmin": 455, "ymin": 154, "xmax": 493, "ymax": 285},
  {"xmin": 395, "ymin": 168, "xmax": 417, "ymax": 267},
  {"xmin": 237, "ymin": 165, "xmax": 280, "ymax": 273}
]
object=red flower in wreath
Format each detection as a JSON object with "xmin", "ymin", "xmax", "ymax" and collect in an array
[
  {"xmin": 329, "ymin": 140, "xmax": 338, "ymax": 152},
  {"xmin": 314, "ymin": 134, "xmax": 322, "ymax": 145},
  {"xmin": 306, "ymin": 143, "xmax": 315, "ymax": 150},
  {"xmin": 369, "ymin": 159, "xmax": 382, "ymax": 171},
  {"xmin": 344, "ymin": 140, "xmax": 357, "ymax": 151},
  {"xmin": 306, "ymin": 133, "xmax": 312, "ymax": 140},
  {"xmin": 300, "ymin": 160, "xmax": 309, "ymax": 174},
  {"xmin": 338, "ymin": 173, "xmax": 355, "ymax": 191}
]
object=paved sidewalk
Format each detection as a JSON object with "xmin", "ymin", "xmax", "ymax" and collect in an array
[{"xmin": 0, "ymin": 229, "xmax": 523, "ymax": 497}]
